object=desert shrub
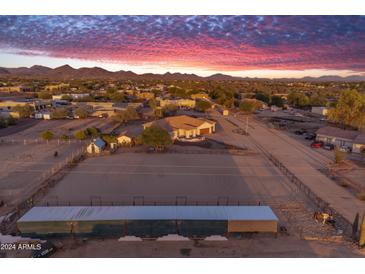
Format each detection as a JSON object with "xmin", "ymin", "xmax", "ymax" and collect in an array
[
  {"xmin": 41, "ymin": 130, "xmax": 54, "ymax": 141},
  {"xmin": 356, "ymin": 192, "xmax": 365, "ymax": 201}
]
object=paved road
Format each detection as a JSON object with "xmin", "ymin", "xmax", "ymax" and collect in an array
[{"xmin": 224, "ymin": 112, "xmax": 365, "ymax": 225}]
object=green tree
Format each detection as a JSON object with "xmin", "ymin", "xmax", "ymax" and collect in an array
[
  {"xmin": 195, "ymin": 100, "xmax": 212, "ymax": 112},
  {"xmin": 51, "ymin": 108, "xmax": 69, "ymax": 119},
  {"xmin": 310, "ymin": 94, "xmax": 327, "ymax": 106},
  {"xmin": 154, "ymin": 107, "xmax": 164, "ymax": 118},
  {"xmin": 6, "ymin": 116, "xmax": 17, "ymax": 126},
  {"xmin": 239, "ymin": 99, "xmax": 258, "ymax": 113},
  {"xmin": 255, "ymin": 93, "xmax": 270, "ymax": 104},
  {"xmin": 270, "ymin": 95, "xmax": 284, "ymax": 107},
  {"xmin": 75, "ymin": 107, "xmax": 89, "ymax": 119},
  {"xmin": 108, "ymin": 92, "xmax": 125, "ymax": 102},
  {"xmin": 61, "ymin": 94, "xmax": 73, "ymax": 101},
  {"xmin": 41, "ymin": 130, "xmax": 54, "ymax": 141},
  {"xmin": 101, "ymin": 134, "xmax": 117, "ymax": 145},
  {"xmin": 288, "ymin": 92, "xmax": 310, "ymax": 108},
  {"xmin": 12, "ymin": 104, "xmax": 33, "ymax": 118},
  {"xmin": 162, "ymin": 104, "xmax": 178, "ymax": 116},
  {"xmin": 60, "ymin": 134, "xmax": 70, "ymax": 141},
  {"xmin": 327, "ymin": 90, "xmax": 365, "ymax": 130},
  {"xmin": 74, "ymin": 130, "xmax": 87, "ymax": 140},
  {"xmin": 38, "ymin": 91, "xmax": 52, "ymax": 99},
  {"xmin": 140, "ymin": 125, "xmax": 172, "ymax": 151},
  {"xmin": 113, "ymin": 107, "xmax": 139, "ymax": 123},
  {"xmin": 148, "ymin": 98, "xmax": 157, "ymax": 109},
  {"xmin": 0, "ymin": 117, "xmax": 7, "ymax": 128},
  {"xmin": 86, "ymin": 127, "xmax": 101, "ymax": 137}
]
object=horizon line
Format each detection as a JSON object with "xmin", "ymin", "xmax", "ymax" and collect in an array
[{"xmin": 1, "ymin": 64, "xmax": 364, "ymax": 80}]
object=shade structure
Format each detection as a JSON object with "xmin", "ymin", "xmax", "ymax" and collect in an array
[{"xmin": 17, "ymin": 206, "xmax": 278, "ymax": 237}]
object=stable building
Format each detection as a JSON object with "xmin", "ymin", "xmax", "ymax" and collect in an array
[
  {"xmin": 17, "ymin": 206, "xmax": 278, "ymax": 237},
  {"xmin": 86, "ymin": 138, "xmax": 106, "ymax": 154},
  {"xmin": 143, "ymin": 115, "xmax": 216, "ymax": 139}
]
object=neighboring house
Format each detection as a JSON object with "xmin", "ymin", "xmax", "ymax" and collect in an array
[
  {"xmin": 52, "ymin": 95, "xmax": 63, "ymax": 100},
  {"xmin": 44, "ymin": 83, "xmax": 70, "ymax": 92},
  {"xmin": 316, "ymin": 126, "xmax": 365, "ymax": 153},
  {"xmin": 51, "ymin": 100, "xmax": 70, "ymax": 108},
  {"xmin": 116, "ymin": 102, "xmax": 144, "ymax": 110},
  {"xmin": 136, "ymin": 92, "xmax": 155, "ymax": 100},
  {"xmin": 311, "ymin": 106, "xmax": 329, "ymax": 116},
  {"xmin": 143, "ymin": 115, "xmax": 216, "ymax": 139},
  {"xmin": 157, "ymin": 98, "xmax": 196, "ymax": 109},
  {"xmin": 40, "ymin": 112, "xmax": 51, "ymax": 120},
  {"xmin": 353, "ymin": 134, "xmax": 365, "ymax": 154},
  {"xmin": 139, "ymin": 107, "xmax": 155, "ymax": 120},
  {"xmin": 75, "ymin": 102, "xmax": 119, "ymax": 118},
  {"xmin": 0, "ymin": 111, "xmax": 10, "ymax": 118},
  {"xmin": 70, "ymin": 93, "xmax": 90, "ymax": 100},
  {"xmin": 0, "ymin": 85, "xmax": 32, "ymax": 92},
  {"xmin": 86, "ymin": 137, "xmax": 106, "ymax": 154},
  {"xmin": 191, "ymin": 92, "xmax": 209, "ymax": 100},
  {"xmin": 117, "ymin": 126, "xmax": 142, "ymax": 146},
  {"xmin": 222, "ymin": 109, "xmax": 229, "ymax": 116},
  {"xmin": 0, "ymin": 99, "xmax": 47, "ymax": 111}
]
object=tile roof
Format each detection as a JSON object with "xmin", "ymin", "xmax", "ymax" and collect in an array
[{"xmin": 144, "ymin": 115, "xmax": 215, "ymax": 131}]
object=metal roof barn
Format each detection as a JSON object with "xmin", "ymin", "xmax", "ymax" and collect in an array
[
  {"xmin": 18, "ymin": 206, "xmax": 278, "ymax": 222},
  {"xmin": 17, "ymin": 206, "xmax": 279, "ymax": 237}
]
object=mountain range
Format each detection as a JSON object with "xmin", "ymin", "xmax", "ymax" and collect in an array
[{"xmin": 0, "ymin": 65, "xmax": 364, "ymax": 82}]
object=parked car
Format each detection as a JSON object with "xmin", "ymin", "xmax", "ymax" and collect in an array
[
  {"xmin": 304, "ymin": 133, "xmax": 316, "ymax": 140},
  {"xmin": 294, "ymin": 130, "xmax": 306, "ymax": 135},
  {"xmin": 311, "ymin": 141, "xmax": 324, "ymax": 148},
  {"xmin": 323, "ymin": 143, "xmax": 335, "ymax": 150}
]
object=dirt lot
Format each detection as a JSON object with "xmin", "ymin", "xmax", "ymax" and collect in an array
[
  {"xmin": 4, "ymin": 113, "xmax": 364, "ymax": 258},
  {"xmin": 0, "ymin": 118, "xmax": 115, "ymax": 208},
  {"xmin": 41, "ymin": 152, "xmax": 300, "ymax": 206},
  {"xmin": 49, "ymin": 236, "xmax": 364, "ymax": 258}
]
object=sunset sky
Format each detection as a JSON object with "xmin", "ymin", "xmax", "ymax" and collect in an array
[{"xmin": 0, "ymin": 16, "xmax": 364, "ymax": 78}]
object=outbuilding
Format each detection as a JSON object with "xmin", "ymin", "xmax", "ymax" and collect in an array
[
  {"xmin": 86, "ymin": 137, "xmax": 106, "ymax": 154},
  {"xmin": 17, "ymin": 206, "xmax": 278, "ymax": 237}
]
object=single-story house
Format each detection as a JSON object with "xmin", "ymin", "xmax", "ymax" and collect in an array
[
  {"xmin": 86, "ymin": 137, "xmax": 106, "ymax": 154},
  {"xmin": 353, "ymin": 134, "xmax": 365, "ymax": 153},
  {"xmin": 191, "ymin": 92, "xmax": 209, "ymax": 100},
  {"xmin": 117, "ymin": 125, "xmax": 142, "ymax": 146},
  {"xmin": 311, "ymin": 106, "xmax": 329, "ymax": 116},
  {"xmin": 316, "ymin": 126, "xmax": 365, "ymax": 153},
  {"xmin": 143, "ymin": 115, "xmax": 216, "ymax": 139},
  {"xmin": 157, "ymin": 98, "xmax": 196, "ymax": 109},
  {"xmin": 139, "ymin": 107, "xmax": 155, "ymax": 120}
]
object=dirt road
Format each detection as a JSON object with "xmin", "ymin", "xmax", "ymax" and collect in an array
[{"xmin": 224, "ymin": 112, "xmax": 365, "ymax": 226}]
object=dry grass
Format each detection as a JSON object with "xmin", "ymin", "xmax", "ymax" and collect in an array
[{"xmin": 356, "ymin": 192, "xmax": 365, "ymax": 201}]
